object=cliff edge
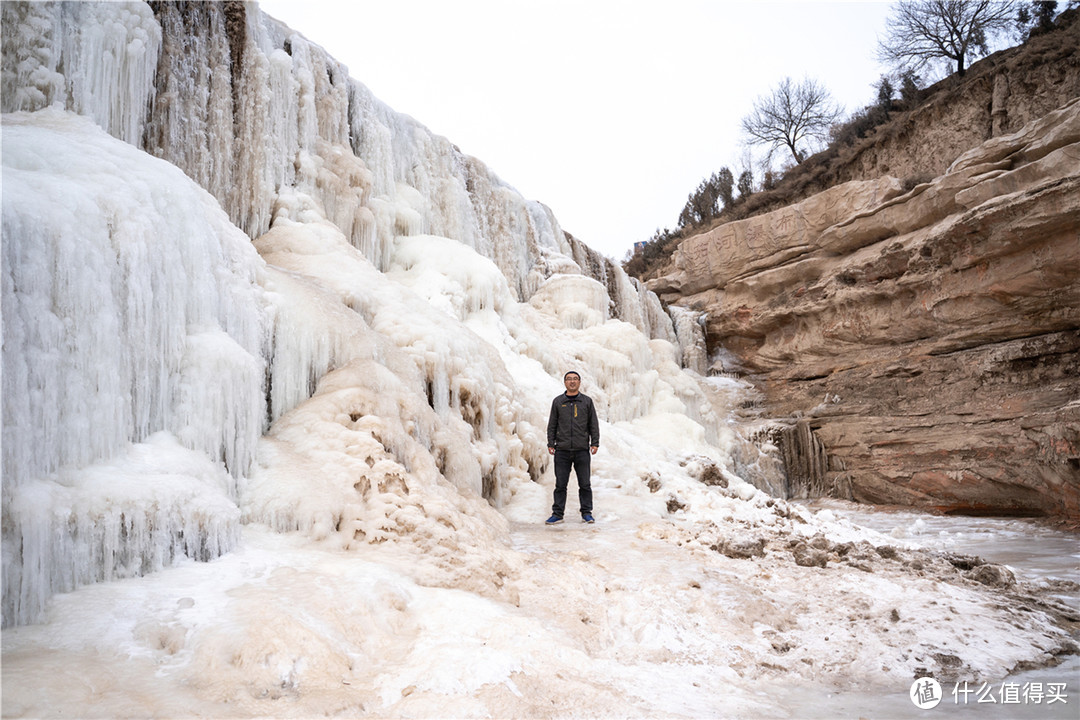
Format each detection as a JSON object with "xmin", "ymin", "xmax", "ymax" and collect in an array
[{"xmin": 651, "ymin": 98, "xmax": 1080, "ymax": 519}]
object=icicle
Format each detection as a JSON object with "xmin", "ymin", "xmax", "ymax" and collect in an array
[
  {"xmin": 669, "ymin": 305, "xmax": 708, "ymax": 373},
  {"xmin": 0, "ymin": 2, "xmax": 161, "ymax": 146},
  {"xmin": 1, "ymin": 109, "xmax": 272, "ymax": 475}
]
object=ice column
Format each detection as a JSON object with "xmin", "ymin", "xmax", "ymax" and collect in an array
[{"xmin": 669, "ymin": 305, "xmax": 709, "ymax": 374}]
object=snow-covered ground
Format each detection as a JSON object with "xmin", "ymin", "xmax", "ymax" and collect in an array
[
  {"xmin": 3, "ymin": 467, "xmax": 1076, "ymax": 718},
  {"xmin": 2, "ymin": 46, "xmax": 1076, "ymax": 720}
]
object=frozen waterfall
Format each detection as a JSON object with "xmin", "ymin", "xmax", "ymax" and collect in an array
[
  {"xmin": 1, "ymin": 0, "xmax": 736, "ymax": 628},
  {"xmin": 2, "ymin": 0, "xmax": 669, "ymax": 325}
]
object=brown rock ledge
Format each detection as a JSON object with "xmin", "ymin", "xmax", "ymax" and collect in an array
[{"xmin": 652, "ymin": 99, "xmax": 1080, "ymax": 519}]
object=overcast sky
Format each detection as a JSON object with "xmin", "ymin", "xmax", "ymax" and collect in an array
[{"xmin": 257, "ymin": 0, "xmax": 897, "ymax": 260}]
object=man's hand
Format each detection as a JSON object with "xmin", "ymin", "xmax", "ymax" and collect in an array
[
  {"xmin": 590, "ymin": 446, "xmax": 598, "ymax": 455},
  {"xmin": 548, "ymin": 446, "xmax": 555, "ymax": 455}
]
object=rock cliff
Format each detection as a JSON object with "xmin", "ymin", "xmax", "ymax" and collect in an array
[{"xmin": 651, "ymin": 99, "xmax": 1080, "ymax": 519}]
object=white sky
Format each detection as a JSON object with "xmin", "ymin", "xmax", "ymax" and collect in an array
[{"xmin": 256, "ymin": 0, "xmax": 897, "ymax": 260}]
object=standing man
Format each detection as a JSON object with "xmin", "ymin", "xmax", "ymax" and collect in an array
[{"xmin": 546, "ymin": 371, "xmax": 599, "ymax": 524}]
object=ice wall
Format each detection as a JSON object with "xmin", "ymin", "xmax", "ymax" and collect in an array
[
  {"xmin": 0, "ymin": 108, "xmax": 547, "ymax": 626},
  {"xmin": 1, "ymin": 111, "xmax": 267, "ymax": 485},
  {"xmin": 0, "ymin": 0, "xmax": 676, "ymax": 339},
  {"xmin": 1, "ymin": 110, "xmax": 268, "ymax": 626}
]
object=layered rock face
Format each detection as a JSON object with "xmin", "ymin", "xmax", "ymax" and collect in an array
[{"xmin": 651, "ymin": 99, "xmax": 1080, "ymax": 519}]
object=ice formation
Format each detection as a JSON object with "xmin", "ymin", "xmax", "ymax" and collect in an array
[
  {"xmin": 1, "ymin": 109, "xmax": 267, "ymax": 626},
  {"xmin": 2, "ymin": 3, "xmax": 1075, "ymax": 718},
  {"xmin": 0, "ymin": 0, "xmax": 710, "ymax": 629}
]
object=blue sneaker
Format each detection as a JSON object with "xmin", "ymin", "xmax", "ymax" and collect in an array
[
  {"xmin": 582, "ymin": 513, "xmax": 595, "ymax": 524},
  {"xmin": 545, "ymin": 515, "xmax": 563, "ymax": 525}
]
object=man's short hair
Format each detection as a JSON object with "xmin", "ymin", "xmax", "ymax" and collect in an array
[{"xmin": 564, "ymin": 371, "xmax": 581, "ymax": 381}]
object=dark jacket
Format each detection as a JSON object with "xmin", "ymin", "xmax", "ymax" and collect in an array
[{"xmin": 547, "ymin": 392, "xmax": 599, "ymax": 451}]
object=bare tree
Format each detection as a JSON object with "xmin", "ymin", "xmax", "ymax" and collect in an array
[
  {"xmin": 740, "ymin": 77, "xmax": 843, "ymax": 165},
  {"xmin": 877, "ymin": 1, "xmax": 1019, "ymax": 77}
]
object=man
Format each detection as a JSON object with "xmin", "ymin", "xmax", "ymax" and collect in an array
[{"xmin": 546, "ymin": 371, "xmax": 599, "ymax": 524}]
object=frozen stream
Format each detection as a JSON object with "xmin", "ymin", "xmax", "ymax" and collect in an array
[
  {"xmin": 6, "ymin": 475, "xmax": 1075, "ymax": 719},
  {"xmin": 782, "ymin": 500, "xmax": 1080, "ymax": 719}
]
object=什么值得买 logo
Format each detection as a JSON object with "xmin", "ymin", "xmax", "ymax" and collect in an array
[{"xmin": 910, "ymin": 677, "xmax": 942, "ymax": 709}]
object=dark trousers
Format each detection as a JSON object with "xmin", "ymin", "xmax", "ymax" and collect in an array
[{"xmin": 552, "ymin": 449, "xmax": 592, "ymax": 517}]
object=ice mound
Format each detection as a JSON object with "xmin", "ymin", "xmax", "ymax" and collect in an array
[
  {"xmin": 244, "ymin": 358, "xmax": 524, "ymax": 602},
  {"xmin": 255, "ymin": 197, "xmax": 547, "ymax": 503},
  {"xmin": 2, "ymin": 433, "xmax": 241, "ymax": 628}
]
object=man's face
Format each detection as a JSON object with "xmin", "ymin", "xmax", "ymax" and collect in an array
[{"xmin": 564, "ymin": 374, "xmax": 581, "ymax": 393}]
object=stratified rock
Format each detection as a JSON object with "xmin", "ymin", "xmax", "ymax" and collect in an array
[
  {"xmin": 649, "ymin": 178, "xmax": 905, "ymax": 296},
  {"xmin": 652, "ymin": 98, "xmax": 1080, "ymax": 519}
]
